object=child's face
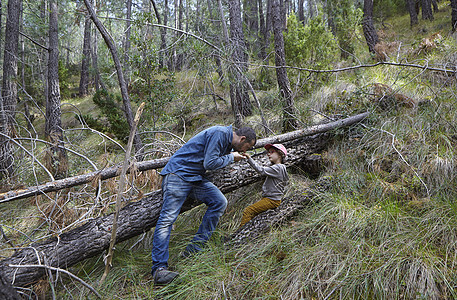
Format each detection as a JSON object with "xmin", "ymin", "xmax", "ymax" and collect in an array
[{"xmin": 267, "ymin": 148, "xmax": 282, "ymax": 164}]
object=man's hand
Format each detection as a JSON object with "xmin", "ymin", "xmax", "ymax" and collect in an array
[
  {"xmin": 232, "ymin": 152, "xmax": 246, "ymax": 162},
  {"xmin": 241, "ymin": 152, "xmax": 251, "ymax": 159}
]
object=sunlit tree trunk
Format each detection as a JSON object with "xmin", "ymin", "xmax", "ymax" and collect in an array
[
  {"xmin": 228, "ymin": 0, "xmax": 252, "ymax": 128},
  {"xmin": 0, "ymin": 0, "xmax": 21, "ymax": 179},
  {"xmin": 46, "ymin": 0, "xmax": 67, "ymax": 179},
  {"xmin": 362, "ymin": 0, "xmax": 379, "ymax": 54},
  {"xmin": 271, "ymin": 0, "xmax": 297, "ymax": 132}
]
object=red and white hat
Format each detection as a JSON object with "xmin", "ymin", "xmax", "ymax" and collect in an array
[{"xmin": 264, "ymin": 144, "xmax": 287, "ymax": 157}]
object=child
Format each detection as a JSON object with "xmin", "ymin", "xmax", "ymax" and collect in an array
[{"xmin": 239, "ymin": 143, "xmax": 289, "ymax": 227}]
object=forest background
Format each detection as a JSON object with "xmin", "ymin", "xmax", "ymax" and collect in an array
[{"xmin": 1, "ymin": 0, "xmax": 457, "ymax": 298}]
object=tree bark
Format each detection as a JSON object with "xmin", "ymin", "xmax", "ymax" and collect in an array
[
  {"xmin": 0, "ymin": 131, "xmax": 333, "ymax": 287},
  {"xmin": 271, "ymin": 0, "xmax": 298, "ymax": 132},
  {"xmin": 0, "ymin": 112, "xmax": 369, "ymax": 203},
  {"xmin": 406, "ymin": 0, "xmax": 418, "ymax": 26},
  {"xmin": 46, "ymin": 0, "xmax": 68, "ymax": 179},
  {"xmin": 308, "ymin": 0, "xmax": 314, "ymax": 19},
  {"xmin": 258, "ymin": 0, "xmax": 267, "ymax": 60},
  {"xmin": 421, "ymin": 0, "xmax": 434, "ymax": 20},
  {"xmin": 431, "ymin": 0, "xmax": 438, "ymax": 12},
  {"xmin": 0, "ymin": 0, "xmax": 21, "ymax": 179},
  {"xmin": 0, "ymin": 112, "xmax": 370, "ymax": 287},
  {"xmin": 175, "ymin": 0, "xmax": 184, "ymax": 70},
  {"xmin": 227, "ymin": 176, "xmax": 332, "ymax": 246},
  {"xmin": 362, "ymin": 0, "xmax": 379, "ymax": 54},
  {"xmin": 154, "ymin": 0, "xmax": 168, "ymax": 69},
  {"xmin": 124, "ymin": 0, "xmax": 132, "ymax": 83},
  {"xmin": 228, "ymin": 0, "xmax": 252, "ymax": 128},
  {"xmin": 243, "ymin": 0, "xmax": 259, "ymax": 53},
  {"xmin": 83, "ymin": 0, "xmax": 144, "ymax": 159},
  {"xmin": 0, "ymin": 273, "xmax": 20, "ymax": 300},
  {"xmin": 451, "ymin": 0, "xmax": 457, "ymax": 31},
  {"xmin": 298, "ymin": 0, "xmax": 304, "ymax": 24},
  {"xmin": 92, "ymin": 11, "xmax": 106, "ymax": 92},
  {"xmin": 79, "ymin": 6, "xmax": 92, "ymax": 97}
]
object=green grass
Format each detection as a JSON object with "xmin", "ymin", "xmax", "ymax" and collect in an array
[{"xmin": 3, "ymin": 4, "xmax": 457, "ymax": 299}]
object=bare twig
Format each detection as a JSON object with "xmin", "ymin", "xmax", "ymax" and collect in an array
[
  {"xmin": 99, "ymin": 102, "xmax": 145, "ymax": 285},
  {"xmin": 8, "ymin": 264, "xmax": 101, "ymax": 299},
  {"xmin": 0, "ymin": 112, "xmax": 369, "ymax": 203}
]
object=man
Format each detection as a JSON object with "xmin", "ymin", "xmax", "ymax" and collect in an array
[{"xmin": 151, "ymin": 125, "xmax": 257, "ymax": 285}]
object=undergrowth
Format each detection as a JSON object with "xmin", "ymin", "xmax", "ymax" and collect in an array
[{"xmin": 3, "ymin": 3, "xmax": 457, "ymax": 300}]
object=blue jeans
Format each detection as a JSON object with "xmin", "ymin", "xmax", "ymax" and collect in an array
[{"xmin": 151, "ymin": 173, "xmax": 227, "ymax": 273}]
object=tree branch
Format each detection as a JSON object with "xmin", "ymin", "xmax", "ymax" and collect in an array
[
  {"xmin": 8, "ymin": 264, "xmax": 101, "ymax": 299},
  {"xmin": 0, "ymin": 112, "xmax": 369, "ymax": 203}
]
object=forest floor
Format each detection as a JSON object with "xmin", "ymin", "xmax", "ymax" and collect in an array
[{"xmin": 2, "ymin": 3, "xmax": 457, "ymax": 299}]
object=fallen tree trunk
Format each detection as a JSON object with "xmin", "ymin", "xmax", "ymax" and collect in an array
[
  {"xmin": 0, "ymin": 133, "xmax": 328, "ymax": 287},
  {"xmin": 0, "ymin": 112, "xmax": 368, "ymax": 203},
  {"xmin": 0, "ymin": 273, "xmax": 21, "ymax": 300},
  {"xmin": 227, "ymin": 176, "xmax": 333, "ymax": 246},
  {"xmin": 0, "ymin": 113, "xmax": 368, "ymax": 288}
]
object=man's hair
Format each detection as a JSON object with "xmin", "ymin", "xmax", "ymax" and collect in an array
[{"xmin": 235, "ymin": 127, "xmax": 257, "ymax": 144}]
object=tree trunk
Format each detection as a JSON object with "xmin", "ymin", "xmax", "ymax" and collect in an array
[
  {"xmin": 228, "ymin": 175, "xmax": 332, "ymax": 246},
  {"xmin": 271, "ymin": 0, "xmax": 298, "ymax": 132},
  {"xmin": 207, "ymin": 0, "xmax": 224, "ymax": 80},
  {"xmin": 0, "ymin": 0, "xmax": 21, "ymax": 179},
  {"xmin": 0, "ymin": 112, "xmax": 369, "ymax": 203},
  {"xmin": 218, "ymin": 0, "xmax": 229, "ymax": 44},
  {"xmin": 92, "ymin": 12, "xmax": 107, "ymax": 92},
  {"xmin": 176, "ymin": 0, "xmax": 184, "ymax": 70},
  {"xmin": 451, "ymin": 0, "xmax": 457, "ymax": 31},
  {"xmin": 362, "ymin": 0, "xmax": 379, "ymax": 54},
  {"xmin": 84, "ymin": 0, "xmax": 144, "ymax": 159},
  {"xmin": 298, "ymin": 0, "xmax": 304, "ymax": 24},
  {"xmin": 243, "ymin": 0, "xmax": 259, "ymax": 53},
  {"xmin": 158, "ymin": 0, "xmax": 168, "ymax": 69},
  {"xmin": 421, "ymin": 0, "xmax": 434, "ymax": 20},
  {"xmin": 431, "ymin": 0, "xmax": 438, "ymax": 12},
  {"xmin": 0, "ymin": 133, "xmax": 333, "ymax": 287},
  {"xmin": 124, "ymin": 0, "xmax": 132, "ymax": 84},
  {"xmin": 308, "ymin": 0, "xmax": 314, "ymax": 19},
  {"xmin": 19, "ymin": 3, "xmax": 33, "ymax": 132},
  {"xmin": 79, "ymin": 7, "xmax": 92, "ymax": 97},
  {"xmin": 0, "ymin": 273, "xmax": 21, "ymax": 300},
  {"xmin": 258, "ymin": 0, "xmax": 267, "ymax": 60},
  {"xmin": 406, "ymin": 0, "xmax": 418, "ymax": 26},
  {"xmin": 46, "ymin": 0, "xmax": 68, "ymax": 179},
  {"xmin": 228, "ymin": 0, "xmax": 252, "ymax": 128}
]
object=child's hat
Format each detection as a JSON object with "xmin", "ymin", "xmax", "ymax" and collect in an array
[{"xmin": 265, "ymin": 144, "xmax": 287, "ymax": 157}]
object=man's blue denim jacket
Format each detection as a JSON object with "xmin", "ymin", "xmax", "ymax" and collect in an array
[{"xmin": 160, "ymin": 125, "xmax": 234, "ymax": 181}]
